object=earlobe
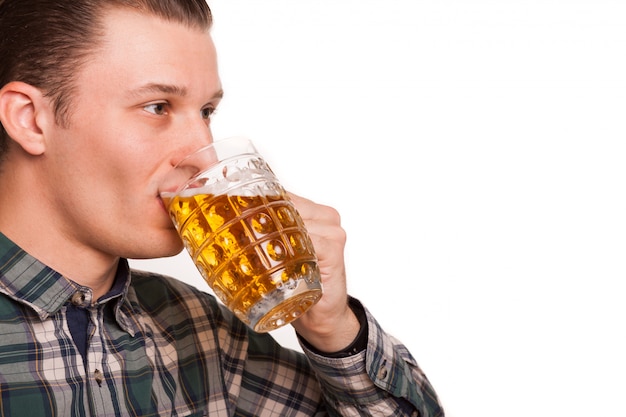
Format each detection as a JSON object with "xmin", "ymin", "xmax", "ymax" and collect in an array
[{"xmin": 0, "ymin": 81, "xmax": 49, "ymax": 156}]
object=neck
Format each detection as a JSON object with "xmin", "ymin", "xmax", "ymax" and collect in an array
[
  {"xmin": 1, "ymin": 226, "xmax": 120, "ymax": 300},
  {"xmin": 0, "ymin": 157, "xmax": 119, "ymax": 300}
]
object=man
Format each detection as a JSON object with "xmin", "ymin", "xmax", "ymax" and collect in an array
[{"xmin": 0, "ymin": 0, "xmax": 444, "ymax": 415}]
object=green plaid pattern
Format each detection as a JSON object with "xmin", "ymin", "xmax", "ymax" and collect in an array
[{"xmin": 0, "ymin": 233, "xmax": 443, "ymax": 416}]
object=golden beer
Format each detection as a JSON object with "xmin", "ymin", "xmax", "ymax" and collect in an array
[{"xmin": 164, "ymin": 190, "xmax": 323, "ymax": 332}]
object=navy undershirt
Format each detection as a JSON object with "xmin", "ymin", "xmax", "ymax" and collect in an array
[
  {"xmin": 66, "ymin": 303, "xmax": 90, "ymax": 364},
  {"xmin": 66, "ymin": 264, "xmax": 127, "ymax": 365}
]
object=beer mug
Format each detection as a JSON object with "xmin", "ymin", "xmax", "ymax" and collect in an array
[{"xmin": 160, "ymin": 137, "xmax": 323, "ymax": 332}]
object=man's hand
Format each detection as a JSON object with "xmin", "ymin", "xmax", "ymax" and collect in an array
[{"xmin": 288, "ymin": 193, "xmax": 360, "ymax": 353}]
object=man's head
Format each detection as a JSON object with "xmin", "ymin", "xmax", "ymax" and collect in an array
[
  {"xmin": 0, "ymin": 0, "xmax": 222, "ymax": 269},
  {"xmin": 0, "ymin": 0, "xmax": 213, "ymax": 157}
]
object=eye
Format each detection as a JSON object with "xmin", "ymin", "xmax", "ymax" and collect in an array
[
  {"xmin": 144, "ymin": 102, "xmax": 168, "ymax": 116},
  {"xmin": 201, "ymin": 106, "xmax": 217, "ymax": 120}
]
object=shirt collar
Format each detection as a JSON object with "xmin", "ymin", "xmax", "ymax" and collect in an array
[{"xmin": 0, "ymin": 233, "xmax": 134, "ymax": 333}]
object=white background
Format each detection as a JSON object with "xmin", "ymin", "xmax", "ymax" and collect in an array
[{"xmin": 131, "ymin": 1, "xmax": 626, "ymax": 416}]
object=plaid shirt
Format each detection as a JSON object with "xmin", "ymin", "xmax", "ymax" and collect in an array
[{"xmin": 0, "ymin": 233, "xmax": 443, "ymax": 416}]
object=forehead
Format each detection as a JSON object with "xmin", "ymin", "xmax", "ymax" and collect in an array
[{"xmin": 79, "ymin": 8, "xmax": 219, "ymax": 96}]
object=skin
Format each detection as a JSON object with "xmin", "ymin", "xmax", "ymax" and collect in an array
[{"xmin": 0, "ymin": 8, "xmax": 358, "ymax": 352}]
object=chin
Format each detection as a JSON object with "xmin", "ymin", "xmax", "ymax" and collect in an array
[
  {"xmin": 126, "ymin": 231, "xmax": 184, "ymax": 260},
  {"xmin": 155, "ymin": 239, "xmax": 185, "ymax": 259},
  {"xmin": 129, "ymin": 247, "xmax": 184, "ymax": 261}
]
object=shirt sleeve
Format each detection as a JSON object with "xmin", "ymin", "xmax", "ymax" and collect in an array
[{"xmin": 299, "ymin": 298, "xmax": 445, "ymax": 417}]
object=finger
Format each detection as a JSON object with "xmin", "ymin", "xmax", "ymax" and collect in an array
[{"xmin": 290, "ymin": 193, "xmax": 342, "ymax": 226}]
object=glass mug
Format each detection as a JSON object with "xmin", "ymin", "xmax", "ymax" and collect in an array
[{"xmin": 160, "ymin": 137, "xmax": 323, "ymax": 332}]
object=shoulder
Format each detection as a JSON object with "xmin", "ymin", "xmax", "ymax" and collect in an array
[
  {"xmin": 127, "ymin": 268, "xmax": 222, "ymax": 320},
  {"xmin": 130, "ymin": 268, "xmax": 205, "ymax": 297},
  {"xmin": 129, "ymin": 268, "xmax": 204, "ymax": 297}
]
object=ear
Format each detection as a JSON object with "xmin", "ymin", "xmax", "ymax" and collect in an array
[{"xmin": 0, "ymin": 81, "xmax": 50, "ymax": 156}]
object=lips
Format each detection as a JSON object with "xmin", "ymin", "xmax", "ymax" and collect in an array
[
  {"xmin": 157, "ymin": 195, "xmax": 167, "ymax": 212},
  {"xmin": 155, "ymin": 196, "xmax": 175, "ymax": 228}
]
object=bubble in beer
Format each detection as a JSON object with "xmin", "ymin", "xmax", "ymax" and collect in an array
[
  {"xmin": 257, "ymin": 283, "xmax": 268, "ymax": 297},
  {"xmin": 182, "ymin": 217, "xmax": 211, "ymax": 251},
  {"xmin": 276, "ymin": 206, "xmax": 296, "ymax": 227},
  {"xmin": 283, "ymin": 277, "xmax": 298, "ymax": 290},
  {"xmin": 220, "ymin": 269, "xmax": 239, "ymax": 292},
  {"xmin": 200, "ymin": 243, "xmax": 224, "ymax": 268},
  {"xmin": 169, "ymin": 196, "xmax": 194, "ymax": 226},
  {"xmin": 235, "ymin": 251, "xmax": 264, "ymax": 276},
  {"xmin": 206, "ymin": 207, "xmax": 225, "ymax": 232},
  {"xmin": 288, "ymin": 233, "xmax": 308, "ymax": 255},
  {"xmin": 280, "ymin": 265, "xmax": 298, "ymax": 284},
  {"xmin": 266, "ymin": 240, "xmax": 286, "ymax": 261},
  {"xmin": 250, "ymin": 212, "xmax": 275, "ymax": 234},
  {"xmin": 216, "ymin": 223, "xmax": 250, "ymax": 255},
  {"xmin": 235, "ymin": 195, "xmax": 262, "ymax": 209},
  {"xmin": 240, "ymin": 290, "xmax": 252, "ymax": 309},
  {"xmin": 301, "ymin": 262, "xmax": 317, "ymax": 282}
]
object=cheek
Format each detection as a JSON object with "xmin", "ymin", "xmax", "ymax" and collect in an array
[{"xmin": 62, "ymin": 112, "xmax": 168, "ymax": 201}]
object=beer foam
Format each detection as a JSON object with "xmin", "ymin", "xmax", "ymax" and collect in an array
[{"xmin": 176, "ymin": 171, "xmax": 282, "ymax": 198}]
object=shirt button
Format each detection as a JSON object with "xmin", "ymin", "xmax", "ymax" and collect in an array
[
  {"xmin": 71, "ymin": 291, "xmax": 87, "ymax": 307},
  {"xmin": 94, "ymin": 369, "xmax": 104, "ymax": 387}
]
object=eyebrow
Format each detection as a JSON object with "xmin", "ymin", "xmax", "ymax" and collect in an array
[
  {"xmin": 129, "ymin": 83, "xmax": 188, "ymax": 98},
  {"xmin": 128, "ymin": 83, "xmax": 224, "ymax": 101}
]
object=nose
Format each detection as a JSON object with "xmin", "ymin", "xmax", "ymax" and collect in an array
[{"xmin": 170, "ymin": 117, "xmax": 214, "ymax": 167}]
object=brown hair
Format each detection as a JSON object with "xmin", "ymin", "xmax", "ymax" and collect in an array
[{"xmin": 0, "ymin": 0, "xmax": 213, "ymax": 155}]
